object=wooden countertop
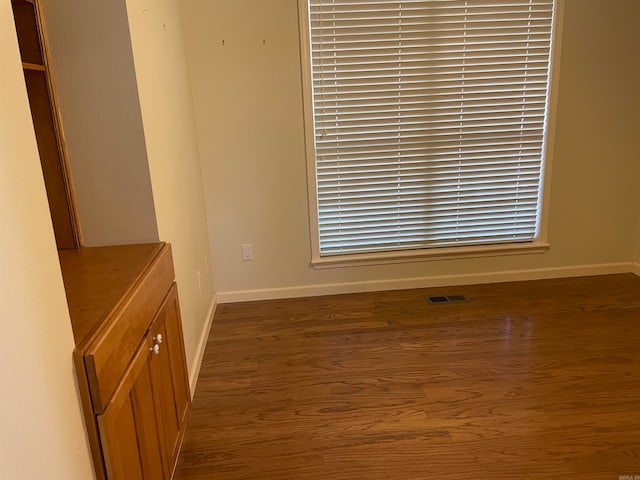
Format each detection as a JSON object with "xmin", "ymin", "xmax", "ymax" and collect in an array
[{"xmin": 58, "ymin": 242, "xmax": 165, "ymax": 346}]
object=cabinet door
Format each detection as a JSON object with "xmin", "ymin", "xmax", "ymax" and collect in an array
[
  {"xmin": 96, "ymin": 283, "xmax": 190, "ymax": 480},
  {"xmin": 150, "ymin": 283, "xmax": 191, "ymax": 473},
  {"xmin": 97, "ymin": 335, "xmax": 166, "ymax": 480}
]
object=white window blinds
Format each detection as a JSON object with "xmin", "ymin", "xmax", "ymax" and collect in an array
[{"xmin": 305, "ymin": 0, "xmax": 556, "ymax": 256}]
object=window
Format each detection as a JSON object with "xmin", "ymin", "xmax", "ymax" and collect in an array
[{"xmin": 299, "ymin": 0, "xmax": 560, "ymax": 265}]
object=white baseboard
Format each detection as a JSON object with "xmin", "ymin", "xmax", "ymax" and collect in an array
[
  {"xmin": 188, "ymin": 293, "xmax": 217, "ymax": 398},
  {"xmin": 217, "ymin": 262, "xmax": 633, "ymax": 304}
]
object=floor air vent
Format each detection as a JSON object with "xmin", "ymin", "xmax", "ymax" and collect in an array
[{"xmin": 427, "ymin": 294, "xmax": 469, "ymax": 304}]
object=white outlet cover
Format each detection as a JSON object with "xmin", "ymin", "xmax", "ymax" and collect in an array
[{"xmin": 241, "ymin": 244, "xmax": 254, "ymax": 261}]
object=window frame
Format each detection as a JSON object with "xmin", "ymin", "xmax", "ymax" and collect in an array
[{"xmin": 298, "ymin": 0, "xmax": 565, "ymax": 268}]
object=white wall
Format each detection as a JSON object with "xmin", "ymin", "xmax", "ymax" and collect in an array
[
  {"xmin": 42, "ymin": 0, "xmax": 159, "ymax": 246},
  {"xmin": 182, "ymin": 0, "xmax": 640, "ymax": 301},
  {"xmin": 0, "ymin": 3, "xmax": 94, "ymax": 477},
  {"xmin": 125, "ymin": 0, "xmax": 216, "ymax": 389}
]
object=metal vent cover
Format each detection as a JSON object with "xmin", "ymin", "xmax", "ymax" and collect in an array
[{"xmin": 427, "ymin": 294, "xmax": 470, "ymax": 304}]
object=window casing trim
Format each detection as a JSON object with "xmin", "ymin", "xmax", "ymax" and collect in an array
[
  {"xmin": 298, "ymin": 0, "xmax": 565, "ymax": 269},
  {"xmin": 311, "ymin": 241, "xmax": 550, "ymax": 269}
]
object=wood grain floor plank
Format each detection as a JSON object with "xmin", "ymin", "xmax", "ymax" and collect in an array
[{"xmin": 174, "ymin": 274, "xmax": 640, "ymax": 480}]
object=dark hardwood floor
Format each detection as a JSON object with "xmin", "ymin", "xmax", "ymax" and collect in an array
[{"xmin": 174, "ymin": 274, "xmax": 640, "ymax": 480}]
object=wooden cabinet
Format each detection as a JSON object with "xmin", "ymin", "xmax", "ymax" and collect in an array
[
  {"xmin": 60, "ymin": 243, "xmax": 190, "ymax": 480},
  {"xmin": 11, "ymin": 2, "xmax": 191, "ymax": 476},
  {"xmin": 11, "ymin": 0, "xmax": 79, "ymax": 249},
  {"xmin": 11, "ymin": 3, "xmax": 190, "ymax": 477}
]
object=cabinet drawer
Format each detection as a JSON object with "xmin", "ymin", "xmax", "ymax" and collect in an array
[{"xmin": 84, "ymin": 245, "xmax": 175, "ymax": 413}]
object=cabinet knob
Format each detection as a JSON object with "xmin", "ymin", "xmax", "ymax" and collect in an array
[
  {"xmin": 153, "ymin": 334, "xmax": 163, "ymax": 344},
  {"xmin": 150, "ymin": 344, "xmax": 161, "ymax": 355}
]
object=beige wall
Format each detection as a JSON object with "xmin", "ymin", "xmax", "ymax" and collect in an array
[
  {"xmin": 182, "ymin": 0, "xmax": 640, "ymax": 300},
  {"xmin": 0, "ymin": 4, "xmax": 94, "ymax": 477},
  {"xmin": 38, "ymin": 0, "xmax": 215, "ymax": 388},
  {"xmin": 0, "ymin": 0, "xmax": 637, "ymax": 474},
  {"xmin": 125, "ymin": 0, "xmax": 216, "ymax": 387},
  {"xmin": 551, "ymin": 0, "xmax": 640, "ymax": 268},
  {"xmin": 42, "ymin": 0, "xmax": 159, "ymax": 246}
]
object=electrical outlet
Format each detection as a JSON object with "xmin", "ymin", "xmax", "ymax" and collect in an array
[{"xmin": 241, "ymin": 244, "xmax": 254, "ymax": 261}]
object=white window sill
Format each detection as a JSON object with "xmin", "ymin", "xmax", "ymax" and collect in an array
[{"xmin": 311, "ymin": 241, "xmax": 550, "ymax": 269}]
